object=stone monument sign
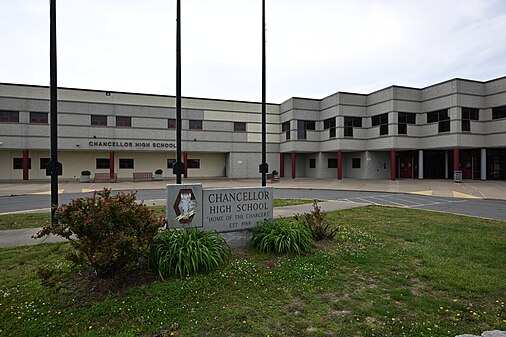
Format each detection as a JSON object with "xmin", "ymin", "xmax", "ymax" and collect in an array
[{"xmin": 166, "ymin": 184, "xmax": 273, "ymax": 233}]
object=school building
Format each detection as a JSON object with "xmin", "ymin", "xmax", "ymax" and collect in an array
[{"xmin": 1, "ymin": 75, "xmax": 505, "ymax": 182}]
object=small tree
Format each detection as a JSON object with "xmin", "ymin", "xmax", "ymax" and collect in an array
[
  {"xmin": 295, "ymin": 201, "xmax": 338, "ymax": 241},
  {"xmin": 36, "ymin": 189, "xmax": 163, "ymax": 276}
]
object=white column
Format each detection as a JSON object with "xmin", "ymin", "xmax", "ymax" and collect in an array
[
  {"xmin": 418, "ymin": 150, "xmax": 424, "ymax": 179},
  {"xmin": 481, "ymin": 148, "xmax": 487, "ymax": 180},
  {"xmin": 444, "ymin": 151, "xmax": 449, "ymax": 179}
]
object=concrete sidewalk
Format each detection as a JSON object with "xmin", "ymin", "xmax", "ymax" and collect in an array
[
  {"xmin": 0, "ymin": 177, "xmax": 505, "ymax": 200},
  {"xmin": 0, "ymin": 200, "xmax": 366, "ymax": 248}
]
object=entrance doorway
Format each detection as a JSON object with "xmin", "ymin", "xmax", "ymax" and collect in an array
[
  {"xmin": 461, "ymin": 155, "xmax": 473, "ymax": 179},
  {"xmin": 399, "ymin": 157, "xmax": 414, "ymax": 178}
]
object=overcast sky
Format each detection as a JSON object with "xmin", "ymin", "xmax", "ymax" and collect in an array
[{"xmin": 1, "ymin": 0, "xmax": 506, "ymax": 103}]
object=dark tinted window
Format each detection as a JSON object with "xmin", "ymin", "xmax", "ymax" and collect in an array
[
  {"xmin": 96, "ymin": 158, "xmax": 110, "ymax": 169},
  {"xmin": 282, "ymin": 122, "xmax": 291, "ymax": 140},
  {"xmin": 427, "ymin": 111, "xmax": 439, "ymax": 123},
  {"xmin": 189, "ymin": 120, "xmax": 202, "ymax": 130},
  {"xmin": 492, "ymin": 106, "xmax": 506, "ymax": 119},
  {"xmin": 328, "ymin": 158, "xmax": 338, "ymax": 168},
  {"xmin": 323, "ymin": 117, "xmax": 336, "ymax": 129},
  {"xmin": 40, "ymin": 158, "xmax": 50, "ymax": 169},
  {"xmin": 398, "ymin": 112, "xmax": 416, "ymax": 124},
  {"xmin": 13, "ymin": 158, "xmax": 31, "ymax": 169},
  {"xmin": 352, "ymin": 158, "xmax": 361, "ymax": 169},
  {"xmin": 427, "ymin": 109, "xmax": 450, "ymax": 133},
  {"xmin": 167, "ymin": 159, "xmax": 176, "ymax": 168},
  {"xmin": 372, "ymin": 113, "xmax": 388, "ymax": 135},
  {"xmin": 309, "ymin": 159, "xmax": 316, "ymax": 168},
  {"xmin": 168, "ymin": 118, "xmax": 176, "ymax": 129},
  {"xmin": 462, "ymin": 108, "xmax": 479, "ymax": 120},
  {"xmin": 116, "ymin": 116, "xmax": 131, "ymax": 127},
  {"xmin": 30, "ymin": 112, "xmax": 48, "ymax": 124},
  {"xmin": 187, "ymin": 159, "xmax": 200, "ymax": 169},
  {"xmin": 398, "ymin": 112, "xmax": 415, "ymax": 134},
  {"xmin": 234, "ymin": 122, "xmax": 246, "ymax": 132},
  {"xmin": 119, "ymin": 159, "xmax": 134, "ymax": 169},
  {"xmin": 91, "ymin": 115, "xmax": 107, "ymax": 126},
  {"xmin": 0, "ymin": 111, "xmax": 19, "ymax": 123},
  {"xmin": 305, "ymin": 121, "xmax": 316, "ymax": 130},
  {"xmin": 323, "ymin": 118, "xmax": 336, "ymax": 138}
]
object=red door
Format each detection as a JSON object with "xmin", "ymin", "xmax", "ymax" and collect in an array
[
  {"xmin": 400, "ymin": 157, "xmax": 413, "ymax": 178},
  {"xmin": 461, "ymin": 156, "xmax": 473, "ymax": 179}
]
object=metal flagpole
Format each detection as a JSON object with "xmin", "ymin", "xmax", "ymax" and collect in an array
[
  {"xmin": 48, "ymin": 0, "xmax": 62, "ymax": 224},
  {"xmin": 260, "ymin": 0, "xmax": 268, "ymax": 186},
  {"xmin": 174, "ymin": 0, "xmax": 184, "ymax": 184}
]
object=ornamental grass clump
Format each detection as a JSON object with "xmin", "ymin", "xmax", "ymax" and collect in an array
[
  {"xmin": 252, "ymin": 218, "xmax": 313, "ymax": 255},
  {"xmin": 295, "ymin": 201, "xmax": 338, "ymax": 241},
  {"xmin": 35, "ymin": 188, "xmax": 163, "ymax": 276},
  {"xmin": 148, "ymin": 228, "xmax": 231, "ymax": 278}
]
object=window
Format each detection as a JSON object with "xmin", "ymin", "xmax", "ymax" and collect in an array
[
  {"xmin": 309, "ymin": 158, "xmax": 316, "ymax": 168},
  {"xmin": 323, "ymin": 117, "xmax": 336, "ymax": 138},
  {"xmin": 187, "ymin": 159, "xmax": 200, "ymax": 169},
  {"xmin": 427, "ymin": 109, "xmax": 450, "ymax": 133},
  {"xmin": 371, "ymin": 113, "xmax": 388, "ymax": 135},
  {"xmin": 462, "ymin": 108, "xmax": 479, "ymax": 132},
  {"xmin": 492, "ymin": 106, "xmax": 506, "ymax": 120},
  {"xmin": 167, "ymin": 159, "xmax": 176, "ymax": 168},
  {"xmin": 398, "ymin": 112, "xmax": 416, "ymax": 135},
  {"xmin": 189, "ymin": 120, "xmax": 202, "ymax": 130},
  {"xmin": 91, "ymin": 115, "xmax": 107, "ymax": 126},
  {"xmin": 40, "ymin": 158, "xmax": 50, "ymax": 169},
  {"xmin": 352, "ymin": 158, "xmax": 361, "ymax": 169},
  {"xmin": 116, "ymin": 116, "xmax": 131, "ymax": 127},
  {"xmin": 344, "ymin": 117, "xmax": 362, "ymax": 137},
  {"xmin": 168, "ymin": 118, "xmax": 176, "ymax": 129},
  {"xmin": 0, "ymin": 111, "xmax": 19, "ymax": 123},
  {"xmin": 234, "ymin": 122, "xmax": 246, "ymax": 132},
  {"xmin": 282, "ymin": 121, "xmax": 290, "ymax": 140},
  {"xmin": 119, "ymin": 159, "xmax": 134, "ymax": 169},
  {"xmin": 427, "ymin": 111, "xmax": 438, "ymax": 123},
  {"xmin": 297, "ymin": 120, "xmax": 316, "ymax": 139},
  {"xmin": 13, "ymin": 158, "xmax": 31, "ymax": 170},
  {"xmin": 328, "ymin": 158, "xmax": 338, "ymax": 168},
  {"xmin": 96, "ymin": 158, "xmax": 110, "ymax": 169},
  {"xmin": 30, "ymin": 112, "xmax": 48, "ymax": 124}
]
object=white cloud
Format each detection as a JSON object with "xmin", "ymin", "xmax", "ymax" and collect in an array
[{"xmin": 0, "ymin": 0, "xmax": 505, "ymax": 103}]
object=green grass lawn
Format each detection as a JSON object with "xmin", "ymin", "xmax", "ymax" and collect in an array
[
  {"xmin": 1, "ymin": 206, "xmax": 505, "ymax": 337},
  {"xmin": 0, "ymin": 199, "xmax": 316, "ymax": 230}
]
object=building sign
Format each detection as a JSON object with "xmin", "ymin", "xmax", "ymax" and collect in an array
[
  {"xmin": 166, "ymin": 184, "xmax": 273, "ymax": 233},
  {"xmin": 88, "ymin": 140, "xmax": 175, "ymax": 149},
  {"xmin": 202, "ymin": 188, "xmax": 272, "ymax": 232}
]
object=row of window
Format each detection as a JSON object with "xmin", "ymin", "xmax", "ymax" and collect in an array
[
  {"xmin": 13, "ymin": 158, "xmax": 201, "ymax": 170},
  {"xmin": 2, "ymin": 108, "xmax": 505, "ymax": 137},
  {"xmin": 284, "ymin": 107, "xmax": 486, "ymax": 141},
  {"xmin": 308, "ymin": 158, "xmax": 361, "ymax": 169},
  {"xmin": 0, "ymin": 111, "xmax": 249, "ymax": 132}
]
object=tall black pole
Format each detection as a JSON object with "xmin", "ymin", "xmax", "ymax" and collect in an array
[
  {"xmin": 175, "ymin": 0, "xmax": 183, "ymax": 184},
  {"xmin": 260, "ymin": 0, "xmax": 268, "ymax": 186},
  {"xmin": 50, "ymin": 0, "xmax": 58, "ymax": 224}
]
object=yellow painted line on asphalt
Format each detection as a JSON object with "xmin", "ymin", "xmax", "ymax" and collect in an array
[
  {"xmin": 82, "ymin": 188, "xmax": 96, "ymax": 193},
  {"xmin": 452, "ymin": 191, "xmax": 481, "ymax": 199},
  {"xmin": 32, "ymin": 189, "xmax": 65, "ymax": 195},
  {"xmin": 409, "ymin": 190, "xmax": 433, "ymax": 196}
]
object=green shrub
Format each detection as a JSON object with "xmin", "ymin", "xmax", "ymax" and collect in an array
[
  {"xmin": 295, "ymin": 201, "xmax": 338, "ymax": 241},
  {"xmin": 149, "ymin": 228, "xmax": 231, "ymax": 278},
  {"xmin": 35, "ymin": 188, "xmax": 163, "ymax": 276},
  {"xmin": 252, "ymin": 218, "xmax": 313, "ymax": 255}
]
